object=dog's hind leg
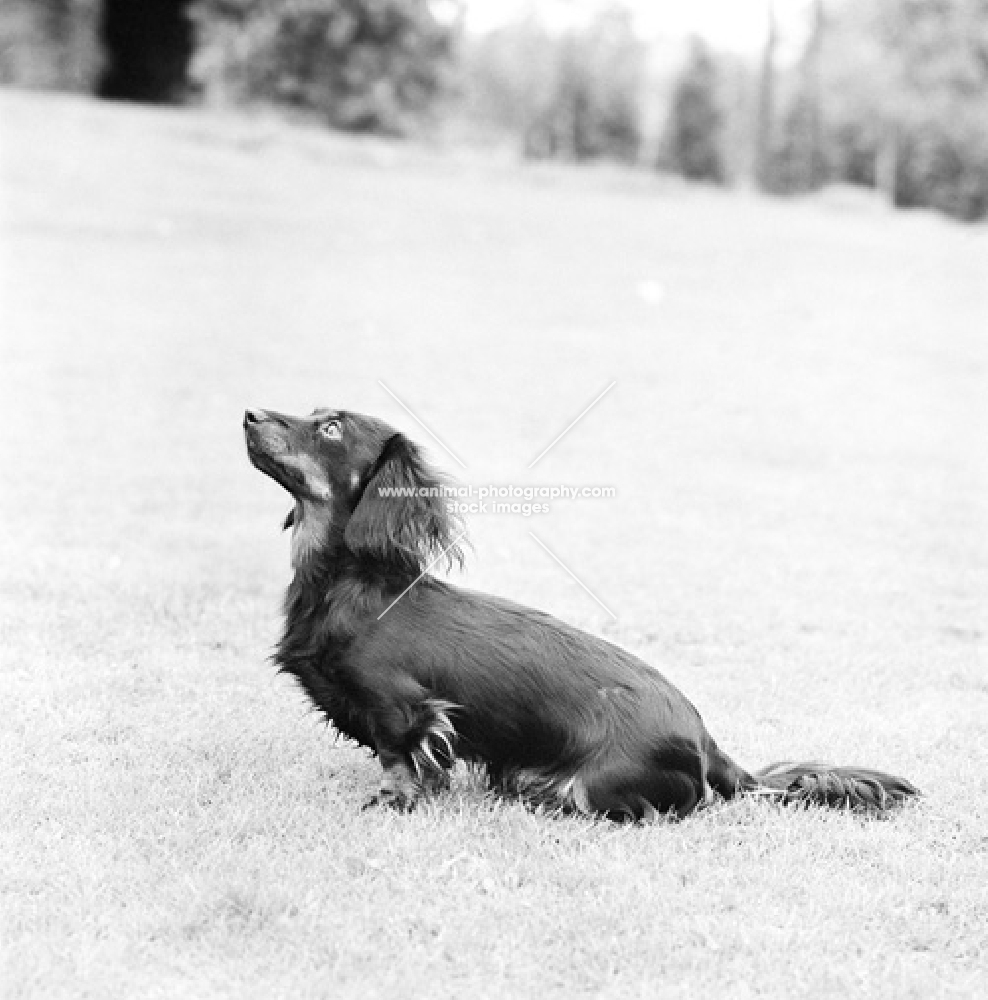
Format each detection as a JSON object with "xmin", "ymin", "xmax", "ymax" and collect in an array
[
  {"xmin": 578, "ymin": 736, "xmax": 712, "ymax": 821},
  {"xmin": 704, "ymin": 741, "xmax": 759, "ymax": 801},
  {"xmin": 583, "ymin": 765, "xmax": 706, "ymax": 821}
]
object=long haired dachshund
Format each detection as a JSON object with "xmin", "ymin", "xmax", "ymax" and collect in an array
[{"xmin": 244, "ymin": 407, "xmax": 918, "ymax": 820}]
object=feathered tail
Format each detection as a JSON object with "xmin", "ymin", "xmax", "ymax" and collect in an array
[
  {"xmin": 708, "ymin": 749, "xmax": 919, "ymax": 814},
  {"xmin": 751, "ymin": 761, "xmax": 919, "ymax": 812}
]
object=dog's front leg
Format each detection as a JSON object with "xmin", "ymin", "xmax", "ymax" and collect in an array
[
  {"xmin": 360, "ymin": 693, "xmax": 458, "ymax": 811},
  {"xmin": 362, "ymin": 751, "xmax": 423, "ymax": 812}
]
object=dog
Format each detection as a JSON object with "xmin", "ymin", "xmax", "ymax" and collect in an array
[{"xmin": 244, "ymin": 406, "xmax": 919, "ymax": 820}]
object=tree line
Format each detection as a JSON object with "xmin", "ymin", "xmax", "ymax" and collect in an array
[{"xmin": 2, "ymin": 0, "xmax": 987, "ymax": 221}]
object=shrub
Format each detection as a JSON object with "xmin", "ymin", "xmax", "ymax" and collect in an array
[{"xmin": 194, "ymin": 0, "xmax": 456, "ymax": 134}]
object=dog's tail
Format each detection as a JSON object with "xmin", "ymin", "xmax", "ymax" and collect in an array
[
  {"xmin": 709, "ymin": 749, "xmax": 919, "ymax": 813},
  {"xmin": 751, "ymin": 760, "xmax": 919, "ymax": 811}
]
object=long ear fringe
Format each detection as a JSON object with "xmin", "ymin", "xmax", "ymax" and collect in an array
[{"xmin": 344, "ymin": 435, "xmax": 467, "ymax": 573}]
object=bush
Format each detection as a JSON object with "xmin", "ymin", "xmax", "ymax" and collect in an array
[
  {"xmin": 894, "ymin": 113, "xmax": 988, "ymax": 219},
  {"xmin": 194, "ymin": 0, "xmax": 456, "ymax": 134}
]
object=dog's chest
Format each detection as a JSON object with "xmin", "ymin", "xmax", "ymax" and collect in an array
[
  {"xmin": 277, "ymin": 631, "xmax": 375, "ymax": 749},
  {"xmin": 290, "ymin": 502, "xmax": 334, "ymax": 569}
]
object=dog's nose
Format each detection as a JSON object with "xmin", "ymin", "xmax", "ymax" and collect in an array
[{"xmin": 244, "ymin": 409, "xmax": 267, "ymax": 425}]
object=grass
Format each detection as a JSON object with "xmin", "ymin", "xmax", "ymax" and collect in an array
[{"xmin": 1, "ymin": 90, "xmax": 986, "ymax": 999}]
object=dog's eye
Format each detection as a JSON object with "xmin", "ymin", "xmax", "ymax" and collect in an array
[{"xmin": 318, "ymin": 422, "xmax": 342, "ymax": 441}]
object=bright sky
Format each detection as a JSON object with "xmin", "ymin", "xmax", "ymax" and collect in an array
[{"xmin": 465, "ymin": 0, "xmax": 812, "ymax": 53}]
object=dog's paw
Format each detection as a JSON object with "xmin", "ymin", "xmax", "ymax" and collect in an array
[
  {"xmin": 362, "ymin": 787, "xmax": 418, "ymax": 812},
  {"xmin": 421, "ymin": 769, "xmax": 452, "ymax": 796}
]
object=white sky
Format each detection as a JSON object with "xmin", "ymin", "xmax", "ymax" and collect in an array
[{"xmin": 464, "ymin": 0, "xmax": 813, "ymax": 53}]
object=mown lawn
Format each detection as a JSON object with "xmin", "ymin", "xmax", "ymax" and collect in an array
[{"xmin": 1, "ymin": 91, "xmax": 986, "ymax": 999}]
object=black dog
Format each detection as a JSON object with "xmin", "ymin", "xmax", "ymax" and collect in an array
[{"xmin": 244, "ymin": 407, "xmax": 918, "ymax": 819}]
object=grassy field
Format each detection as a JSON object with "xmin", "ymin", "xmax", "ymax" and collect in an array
[{"xmin": 1, "ymin": 90, "xmax": 986, "ymax": 999}]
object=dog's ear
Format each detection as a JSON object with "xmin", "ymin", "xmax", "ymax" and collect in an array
[{"xmin": 344, "ymin": 434, "xmax": 465, "ymax": 572}]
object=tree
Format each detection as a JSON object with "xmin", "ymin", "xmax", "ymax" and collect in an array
[
  {"xmin": 754, "ymin": 0, "xmax": 777, "ymax": 190},
  {"xmin": 99, "ymin": 0, "xmax": 195, "ymax": 102},
  {"xmin": 461, "ymin": 5, "xmax": 643, "ymax": 163},
  {"xmin": 0, "ymin": 0, "xmax": 101, "ymax": 91},
  {"xmin": 880, "ymin": 0, "xmax": 988, "ymax": 218},
  {"xmin": 662, "ymin": 36, "xmax": 725, "ymax": 183},
  {"xmin": 822, "ymin": 0, "xmax": 988, "ymax": 219},
  {"xmin": 769, "ymin": 0, "xmax": 828, "ymax": 193}
]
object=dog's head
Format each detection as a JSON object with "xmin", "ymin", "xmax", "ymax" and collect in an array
[{"xmin": 244, "ymin": 407, "xmax": 464, "ymax": 573}]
